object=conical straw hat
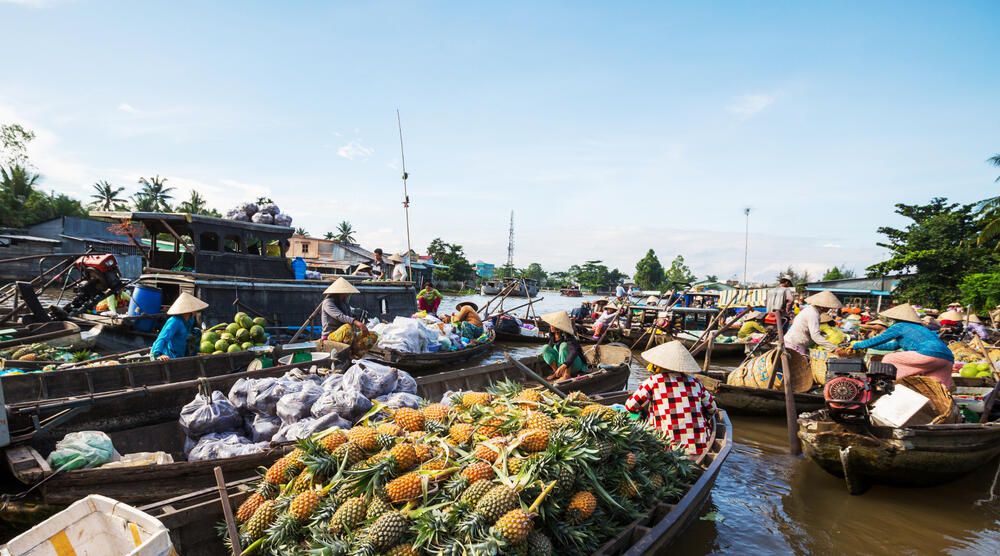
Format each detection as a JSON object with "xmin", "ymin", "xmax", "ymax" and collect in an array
[
  {"xmin": 167, "ymin": 292, "xmax": 208, "ymax": 315},
  {"xmin": 867, "ymin": 319, "xmax": 886, "ymax": 326},
  {"xmin": 324, "ymin": 277, "xmax": 360, "ymax": 295},
  {"xmin": 355, "ymin": 263, "xmax": 371, "ymax": 272},
  {"xmin": 645, "ymin": 296, "xmax": 659, "ymax": 305},
  {"xmin": 641, "ymin": 341, "xmax": 701, "ymax": 374},
  {"xmin": 541, "ymin": 311, "xmax": 576, "ymax": 336},
  {"xmin": 819, "ymin": 313, "xmax": 834, "ymax": 324},
  {"xmin": 804, "ymin": 290, "xmax": 843, "ymax": 309},
  {"xmin": 939, "ymin": 310, "xmax": 962, "ymax": 321},
  {"xmin": 744, "ymin": 310, "xmax": 763, "ymax": 319},
  {"xmin": 969, "ymin": 314, "xmax": 982, "ymax": 324},
  {"xmin": 879, "ymin": 303, "xmax": 922, "ymax": 324},
  {"xmin": 389, "ymin": 253, "xmax": 405, "ymax": 263}
]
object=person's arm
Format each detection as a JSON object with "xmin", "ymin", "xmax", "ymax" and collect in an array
[
  {"xmin": 322, "ymin": 299, "xmax": 355, "ymax": 326},
  {"xmin": 432, "ymin": 289, "xmax": 443, "ymax": 300},
  {"xmin": 625, "ymin": 378, "xmax": 654, "ymax": 412},
  {"xmin": 852, "ymin": 326, "xmax": 903, "ymax": 350},
  {"xmin": 697, "ymin": 380, "xmax": 717, "ymax": 413},
  {"xmin": 807, "ymin": 314, "xmax": 837, "ymax": 351},
  {"xmin": 151, "ymin": 318, "xmax": 180, "ymax": 359}
]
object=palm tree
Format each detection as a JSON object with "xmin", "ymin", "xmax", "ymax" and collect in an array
[
  {"xmin": 137, "ymin": 175, "xmax": 174, "ymax": 211},
  {"xmin": 324, "ymin": 231, "xmax": 335, "ymax": 240},
  {"xmin": 130, "ymin": 192, "xmax": 158, "ymax": 212},
  {"xmin": 295, "ymin": 227, "xmax": 308, "ymax": 236},
  {"xmin": 177, "ymin": 190, "xmax": 208, "ymax": 214},
  {"xmin": 334, "ymin": 221, "xmax": 355, "ymax": 244},
  {"xmin": 1, "ymin": 164, "xmax": 40, "ymax": 204},
  {"xmin": 975, "ymin": 154, "xmax": 1000, "ymax": 248},
  {"xmin": 89, "ymin": 180, "xmax": 126, "ymax": 210}
]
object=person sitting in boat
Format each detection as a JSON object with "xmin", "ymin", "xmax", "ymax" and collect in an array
[
  {"xmin": 625, "ymin": 341, "xmax": 716, "ymax": 456},
  {"xmin": 589, "ymin": 298, "xmax": 609, "ymax": 318},
  {"xmin": 851, "ymin": 303, "xmax": 954, "ymax": 388},
  {"xmin": 736, "ymin": 310, "xmax": 767, "ymax": 341},
  {"xmin": 151, "ymin": 292, "xmax": 208, "ymax": 361},
  {"xmin": 591, "ymin": 302, "xmax": 619, "ymax": 340},
  {"xmin": 390, "ymin": 253, "xmax": 408, "ymax": 281},
  {"xmin": 321, "ymin": 277, "xmax": 377, "ymax": 357},
  {"xmin": 445, "ymin": 301, "xmax": 484, "ymax": 339},
  {"xmin": 921, "ymin": 315, "xmax": 941, "ymax": 332},
  {"xmin": 784, "ymin": 290, "xmax": 842, "ymax": 356},
  {"xmin": 859, "ymin": 318, "xmax": 888, "ymax": 339},
  {"xmin": 541, "ymin": 311, "xmax": 586, "ymax": 382},
  {"xmin": 819, "ymin": 313, "xmax": 848, "ymax": 346},
  {"xmin": 416, "ymin": 281, "xmax": 443, "ymax": 314},
  {"xmin": 352, "ymin": 263, "xmax": 373, "ymax": 277},
  {"xmin": 569, "ymin": 301, "xmax": 591, "ymax": 322},
  {"xmin": 966, "ymin": 315, "xmax": 989, "ymax": 340}
]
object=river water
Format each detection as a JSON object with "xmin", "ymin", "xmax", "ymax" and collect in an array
[{"xmin": 447, "ymin": 292, "xmax": 1000, "ymax": 555}]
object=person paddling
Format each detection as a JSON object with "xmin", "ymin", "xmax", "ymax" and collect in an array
[{"xmin": 151, "ymin": 292, "xmax": 208, "ymax": 360}]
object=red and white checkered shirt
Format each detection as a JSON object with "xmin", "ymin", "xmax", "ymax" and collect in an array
[{"xmin": 625, "ymin": 372, "xmax": 717, "ymax": 456}]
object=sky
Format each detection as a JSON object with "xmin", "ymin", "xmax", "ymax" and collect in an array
[{"xmin": 1, "ymin": 1, "xmax": 997, "ymax": 283}]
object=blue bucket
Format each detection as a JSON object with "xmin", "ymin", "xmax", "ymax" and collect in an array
[{"xmin": 128, "ymin": 284, "xmax": 162, "ymax": 332}]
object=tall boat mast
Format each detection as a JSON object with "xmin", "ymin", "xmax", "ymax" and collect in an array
[{"xmin": 396, "ymin": 110, "xmax": 413, "ymax": 280}]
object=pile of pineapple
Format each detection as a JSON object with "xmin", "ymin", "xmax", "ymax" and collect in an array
[{"xmin": 229, "ymin": 381, "xmax": 695, "ymax": 555}]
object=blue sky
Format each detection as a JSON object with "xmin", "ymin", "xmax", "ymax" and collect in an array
[{"xmin": 1, "ymin": 1, "xmax": 997, "ymax": 282}]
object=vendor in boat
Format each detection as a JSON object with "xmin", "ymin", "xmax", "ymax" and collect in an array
[
  {"xmin": 446, "ymin": 301, "xmax": 484, "ymax": 339},
  {"xmin": 784, "ymin": 290, "xmax": 842, "ymax": 356},
  {"xmin": 390, "ymin": 253, "xmax": 408, "ymax": 281},
  {"xmin": 569, "ymin": 301, "xmax": 591, "ymax": 322},
  {"xmin": 860, "ymin": 318, "xmax": 888, "ymax": 338},
  {"xmin": 966, "ymin": 315, "xmax": 989, "ymax": 340},
  {"xmin": 819, "ymin": 313, "xmax": 848, "ymax": 346},
  {"xmin": 850, "ymin": 303, "xmax": 954, "ymax": 387},
  {"xmin": 416, "ymin": 281, "xmax": 443, "ymax": 314},
  {"xmin": 321, "ymin": 277, "xmax": 377, "ymax": 357},
  {"xmin": 922, "ymin": 315, "xmax": 940, "ymax": 332},
  {"xmin": 151, "ymin": 292, "xmax": 208, "ymax": 361},
  {"xmin": 591, "ymin": 302, "xmax": 619, "ymax": 340},
  {"xmin": 352, "ymin": 263, "xmax": 373, "ymax": 277},
  {"xmin": 625, "ymin": 341, "xmax": 716, "ymax": 456},
  {"xmin": 541, "ymin": 311, "xmax": 586, "ymax": 382},
  {"xmin": 372, "ymin": 248, "xmax": 387, "ymax": 279},
  {"xmin": 590, "ymin": 298, "xmax": 609, "ymax": 318},
  {"xmin": 736, "ymin": 310, "xmax": 767, "ymax": 340}
]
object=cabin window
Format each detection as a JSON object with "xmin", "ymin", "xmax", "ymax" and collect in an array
[
  {"xmin": 199, "ymin": 232, "xmax": 220, "ymax": 251},
  {"xmin": 302, "ymin": 243, "xmax": 310, "ymax": 254},
  {"xmin": 246, "ymin": 236, "xmax": 263, "ymax": 256},
  {"xmin": 224, "ymin": 235, "xmax": 242, "ymax": 253}
]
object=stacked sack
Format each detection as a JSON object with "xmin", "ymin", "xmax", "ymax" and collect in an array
[
  {"xmin": 179, "ymin": 362, "xmax": 420, "ymax": 461},
  {"xmin": 225, "ymin": 201, "xmax": 293, "ymax": 227}
]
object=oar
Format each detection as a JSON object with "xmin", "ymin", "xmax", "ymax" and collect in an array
[
  {"xmin": 290, "ymin": 301, "xmax": 324, "ymax": 344},
  {"xmin": 505, "ymin": 353, "xmax": 566, "ymax": 399},
  {"xmin": 484, "ymin": 298, "xmax": 545, "ymax": 321}
]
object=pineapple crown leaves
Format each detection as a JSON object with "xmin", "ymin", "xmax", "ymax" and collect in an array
[
  {"xmin": 344, "ymin": 457, "xmax": 398, "ymax": 496},
  {"xmin": 486, "ymin": 378, "xmax": 524, "ymax": 398},
  {"xmin": 579, "ymin": 465, "xmax": 625, "ymax": 514}
]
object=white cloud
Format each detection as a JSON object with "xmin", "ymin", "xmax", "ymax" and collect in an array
[
  {"xmin": 822, "ymin": 242, "xmax": 842, "ymax": 248},
  {"xmin": 337, "ymin": 140, "xmax": 374, "ymax": 161},
  {"xmin": 726, "ymin": 94, "xmax": 775, "ymax": 120},
  {"xmin": 117, "ymin": 103, "xmax": 138, "ymax": 114}
]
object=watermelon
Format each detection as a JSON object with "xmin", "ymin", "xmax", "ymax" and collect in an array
[
  {"xmin": 235, "ymin": 328, "xmax": 251, "ymax": 342},
  {"xmin": 212, "ymin": 350, "xmax": 224, "ymax": 355},
  {"xmin": 226, "ymin": 323, "xmax": 240, "ymax": 335},
  {"xmin": 249, "ymin": 325, "xmax": 265, "ymax": 341},
  {"xmin": 241, "ymin": 342, "xmax": 254, "ymax": 350},
  {"xmin": 236, "ymin": 314, "xmax": 254, "ymax": 329},
  {"xmin": 253, "ymin": 317, "xmax": 267, "ymax": 327},
  {"xmin": 227, "ymin": 344, "xmax": 241, "ymax": 353},
  {"xmin": 215, "ymin": 339, "xmax": 231, "ymax": 352},
  {"xmin": 200, "ymin": 341, "xmax": 215, "ymax": 354},
  {"xmin": 203, "ymin": 331, "xmax": 221, "ymax": 345}
]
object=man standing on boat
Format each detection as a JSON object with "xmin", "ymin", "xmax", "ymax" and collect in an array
[
  {"xmin": 151, "ymin": 292, "xmax": 208, "ymax": 360},
  {"xmin": 615, "ymin": 282, "xmax": 627, "ymax": 302},
  {"xmin": 371, "ymin": 248, "xmax": 387, "ymax": 279}
]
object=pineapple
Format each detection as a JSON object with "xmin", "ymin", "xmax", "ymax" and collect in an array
[
  {"xmin": 389, "ymin": 443, "xmax": 418, "ymax": 472},
  {"xmin": 493, "ymin": 508, "xmax": 534, "ymax": 545},
  {"xmin": 524, "ymin": 531, "xmax": 553, "ymax": 555},
  {"xmin": 460, "ymin": 478, "xmax": 494, "ymax": 505},
  {"xmin": 419, "ymin": 457, "xmax": 451, "ymax": 472},
  {"xmin": 348, "ymin": 426, "xmax": 379, "ymax": 452},
  {"xmin": 263, "ymin": 456, "xmax": 292, "ymax": 487},
  {"xmin": 565, "ymin": 491, "xmax": 596, "ymax": 524},
  {"xmin": 625, "ymin": 452, "xmax": 637, "ymax": 470},
  {"xmin": 331, "ymin": 441, "xmax": 367, "ymax": 468},
  {"xmin": 581, "ymin": 404, "xmax": 614, "ymax": 420},
  {"xmin": 650, "ymin": 473, "xmax": 665, "ymax": 489},
  {"xmin": 506, "ymin": 457, "xmax": 528, "ymax": 475},
  {"xmin": 617, "ymin": 479, "xmax": 638, "ymax": 499},
  {"xmin": 460, "ymin": 461, "xmax": 495, "ymax": 483},
  {"xmin": 472, "ymin": 442, "xmax": 500, "ymax": 463},
  {"xmin": 377, "ymin": 433, "xmax": 397, "ymax": 451},
  {"xmin": 329, "ymin": 496, "xmax": 368, "ymax": 533},
  {"xmin": 385, "ymin": 472, "xmax": 422, "ymax": 503},
  {"xmin": 377, "ymin": 422, "xmax": 403, "ymax": 437},
  {"xmin": 289, "ymin": 489, "xmax": 321, "ymax": 521},
  {"xmin": 319, "ymin": 429, "xmax": 348, "ymax": 453},
  {"xmin": 241, "ymin": 499, "xmax": 276, "ymax": 540},
  {"xmin": 461, "ymin": 391, "xmax": 493, "ymax": 407},
  {"xmin": 413, "ymin": 443, "xmax": 435, "ymax": 463},
  {"xmin": 519, "ymin": 429, "xmax": 549, "ymax": 452},
  {"xmin": 524, "ymin": 411, "xmax": 554, "ymax": 432},
  {"xmin": 358, "ymin": 511, "xmax": 408, "ymax": 553},
  {"xmin": 596, "ymin": 439, "xmax": 614, "ymax": 462},
  {"xmin": 421, "ymin": 403, "xmax": 450, "ymax": 422},
  {"xmin": 477, "ymin": 416, "xmax": 504, "ymax": 438},
  {"xmin": 512, "ymin": 389, "xmax": 542, "ymax": 406},
  {"xmin": 448, "ymin": 423, "xmax": 475, "ymax": 445},
  {"xmin": 236, "ymin": 493, "xmax": 265, "ymax": 524},
  {"xmin": 394, "ymin": 407, "xmax": 425, "ymax": 432},
  {"xmin": 290, "ymin": 470, "xmax": 315, "ymax": 495},
  {"xmin": 383, "ymin": 543, "xmax": 419, "ymax": 556},
  {"xmin": 459, "ymin": 485, "xmax": 519, "ymax": 537},
  {"xmin": 366, "ymin": 496, "xmax": 392, "ymax": 520}
]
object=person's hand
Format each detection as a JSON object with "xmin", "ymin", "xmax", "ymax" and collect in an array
[
  {"xmin": 833, "ymin": 348, "xmax": 850, "ymax": 357},
  {"xmin": 156, "ymin": 354, "xmax": 170, "ymax": 361}
]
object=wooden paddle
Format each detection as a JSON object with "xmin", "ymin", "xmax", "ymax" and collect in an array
[{"xmin": 506, "ymin": 353, "xmax": 566, "ymax": 399}]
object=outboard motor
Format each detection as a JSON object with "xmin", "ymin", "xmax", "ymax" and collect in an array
[
  {"xmin": 51, "ymin": 254, "xmax": 126, "ymax": 319},
  {"xmin": 823, "ymin": 358, "xmax": 897, "ymax": 423}
]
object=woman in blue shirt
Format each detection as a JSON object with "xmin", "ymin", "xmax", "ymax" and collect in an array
[
  {"xmin": 851, "ymin": 303, "xmax": 954, "ymax": 388},
  {"xmin": 151, "ymin": 292, "xmax": 208, "ymax": 360}
]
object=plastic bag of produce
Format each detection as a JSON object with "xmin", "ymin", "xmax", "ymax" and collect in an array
[
  {"xmin": 376, "ymin": 317, "xmax": 423, "ymax": 353},
  {"xmin": 46, "ymin": 431, "xmax": 118, "ymax": 471},
  {"xmin": 321, "ymin": 373, "xmax": 344, "ymax": 392},
  {"xmin": 311, "ymin": 386, "xmax": 372, "ymax": 421},
  {"xmin": 246, "ymin": 378, "xmax": 287, "ymax": 416},
  {"xmin": 277, "ymin": 382, "xmax": 323, "ymax": 425},
  {"xmin": 179, "ymin": 390, "xmax": 242, "ymax": 438},
  {"xmin": 273, "ymin": 213, "xmax": 293, "ymax": 227},
  {"xmin": 251, "ymin": 212, "xmax": 274, "ymax": 225},
  {"xmin": 394, "ymin": 370, "xmax": 417, "ymax": 395},
  {"xmin": 248, "ymin": 414, "xmax": 281, "ymax": 443},
  {"xmin": 342, "ymin": 360, "xmax": 398, "ymax": 398},
  {"xmin": 273, "ymin": 412, "xmax": 350, "ymax": 443},
  {"xmin": 441, "ymin": 390, "xmax": 467, "ymax": 406},
  {"xmin": 239, "ymin": 202, "xmax": 259, "ymax": 217},
  {"xmin": 187, "ymin": 432, "xmax": 266, "ymax": 461},
  {"xmin": 374, "ymin": 392, "xmax": 422, "ymax": 410},
  {"xmin": 258, "ymin": 203, "xmax": 279, "ymax": 215},
  {"xmin": 228, "ymin": 378, "xmax": 254, "ymax": 414}
]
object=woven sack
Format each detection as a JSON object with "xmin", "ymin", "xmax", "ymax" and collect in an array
[
  {"xmin": 810, "ymin": 348, "xmax": 832, "ymax": 386},
  {"xmin": 746, "ymin": 348, "xmax": 813, "ymax": 393}
]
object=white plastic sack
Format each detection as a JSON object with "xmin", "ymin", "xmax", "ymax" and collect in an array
[
  {"xmin": 187, "ymin": 432, "xmax": 266, "ymax": 461},
  {"xmin": 272, "ymin": 412, "xmax": 350, "ymax": 444},
  {"xmin": 312, "ymin": 387, "xmax": 372, "ymax": 421},
  {"xmin": 374, "ymin": 392, "xmax": 423, "ymax": 410},
  {"xmin": 277, "ymin": 382, "xmax": 323, "ymax": 425},
  {"xmin": 394, "ymin": 370, "xmax": 417, "ymax": 395},
  {"xmin": 251, "ymin": 212, "xmax": 274, "ymax": 225},
  {"xmin": 321, "ymin": 373, "xmax": 344, "ymax": 392},
  {"xmin": 46, "ymin": 431, "xmax": 119, "ymax": 471},
  {"xmin": 179, "ymin": 391, "xmax": 242, "ymax": 438},
  {"xmin": 246, "ymin": 378, "xmax": 287, "ymax": 416},
  {"xmin": 342, "ymin": 360, "xmax": 398, "ymax": 398},
  {"xmin": 228, "ymin": 378, "xmax": 254, "ymax": 414},
  {"xmin": 376, "ymin": 317, "xmax": 423, "ymax": 353},
  {"xmin": 248, "ymin": 414, "xmax": 281, "ymax": 442}
]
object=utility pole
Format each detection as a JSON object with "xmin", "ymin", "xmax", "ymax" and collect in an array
[
  {"xmin": 396, "ymin": 110, "xmax": 413, "ymax": 281},
  {"xmin": 743, "ymin": 207, "xmax": 751, "ymax": 287}
]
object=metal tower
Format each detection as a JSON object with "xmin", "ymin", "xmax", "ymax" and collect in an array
[{"xmin": 506, "ymin": 211, "xmax": 515, "ymax": 268}]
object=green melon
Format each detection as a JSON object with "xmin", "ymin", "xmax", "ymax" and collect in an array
[
  {"xmin": 235, "ymin": 328, "xmax": 251, "ymax": 342},
  {"xmin": 249, "ymin": 325, "xmax": 265, "ymax": 341},
  {"xmin": 220, "ymin": 333, "xmax": 235, "ymax": 343},
  {"xmin": 253, "ymin": 342, "xmax": 265, "ymax": 347},
  {"xmin": 212, "ymin": 350, "xmax": 224, "ymax": 355},
  {"xmin": 199, "ymin": 341, "xmax": 215, "ymax": 354},
  {"xmin": 215, "ymin": 339, "xmax": 231, "ymax": 352},
  {"xmin": 203, "ymin": 331, "xmax": 221, "ymax": 345},
  {"xmin": 227, "ymin": 344, "xmax": 241, "ymax": 353},
  {"xmin": 226, "ymin": 323, "xmax": 240, "ymax": 335},
  {"xmin": 237, "ymin": 314, "xmax": 254, "ymax": 330},
  {"xmin": 234, "ymin": 312, "xmax": 248, "ymax": 324},
  {"xmin": 252, "ymin": 317, "xmax": 267, "ymax": 327},
  {"xmin": 241, "ymin": 342, "xmax": 254, "ymax": 350}
]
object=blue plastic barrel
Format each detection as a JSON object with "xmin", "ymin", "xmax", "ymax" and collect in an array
[
  {"xmin": 292, "ymin": 257, "xmax": 306, "ymax": 280},
  {"xmin": 128, "ymin": 284, "xmax": 162, "ymax": 332}
]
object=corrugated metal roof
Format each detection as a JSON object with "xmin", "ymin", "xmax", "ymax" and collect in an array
[{"xmin": 0, "ymin": 234, "xmax": 62, "ymax": 244}]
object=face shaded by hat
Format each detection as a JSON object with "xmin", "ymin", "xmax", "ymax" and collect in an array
[
  {"xmin": 389, "ymin": 253, "xmax": 405, "ymax": 263},
  {"xmin": 541, "ymin": 311, "xmax": 576, "ymax": 337},
  {"xmin": 324, "ymin": 277, "xmax": 360, "ymax": 296},
  {"xmin": 455, "ymin": 301, "xmax": 479, "ymax": 311}
]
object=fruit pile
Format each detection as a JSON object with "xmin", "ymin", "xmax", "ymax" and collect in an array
[
  {"xmin": 229, "ymin": 381, "xmax": 695, "ymax": 555},
  {"xmin": 0, "ymin": 343, "xmax": 91, "ymax": 362},
  {"xmin": 200, "ymin": 313, "xmax": 268, "ymax": 355}
]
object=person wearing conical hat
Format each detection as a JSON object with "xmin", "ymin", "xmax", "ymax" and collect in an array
[
  {"xmin": 860, "ymin": 318, "xmax": 889, "ymax": 338},
  {"xmin": 784, "ymin": 290, "xmax": 843, "ymax": 356},
  {"xmin": 151, "ymin": 292, "xmax": 209, "ymax": 360},
  {"xmin": 625, "ymin": 341, "xmax": 717, "ymax": 456},
  {"xmin": 389, "ymin": 253, "xmax": 408, "ymax": 281},
  {"xmin": 851, "ymin": 303, "xmax": 954, "ymax": 388},
  {"xmin": 540, "ymin": 311, "xmax": 585, "ymax": 382},
  {"xmin": 938, "ymin": 310, "xmax": 962, "ymax": 327},
  {"xmin": 444, "ymin": 301, "xmax": 484, "ymax": 340},
  {"xmin": 590, "ymin": 302, "xmax": 620, "ymax": 341},
  {"xmin": 966, "ymin": 314, "xmax": 988, "ymax": 340},
  {"xmin": 322, "ymin": 277, "xmax": 376, "ymax": 357},
  {"xmin": 818, "ymin": 313, "xmax": 848, "ymax": 346},
  {"xmin": 351, "ymin": 263, "xmax": 373, "ymax": 277},
  {"xmin": 736, "ymin": 310, "xmax": 767, "ymax": 341}
]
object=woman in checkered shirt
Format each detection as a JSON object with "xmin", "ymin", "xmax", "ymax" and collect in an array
[{"xmin": 626, "ymin": 341, "xmax": 717, "ymax": 456}]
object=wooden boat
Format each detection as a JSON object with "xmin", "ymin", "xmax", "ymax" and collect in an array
[
  {"xmin": 798, "ymin": 409, "xmax": 1000, "ymax": 494},
  {"xmin": 561, "ymin": 287, "xmax": 583, "ymax": 297},
  {"xmin": 673, "ymin": 330, "xmax": 748, "ymax": 358},
  {"xmin": 365, "ymin": 330, "xmax": 495, "ymax": 374},
  {"xmin": 138, "ymin": 396, "xmax": 731, "ymax": 556},
  {"xmin": 0, "ymin": 321, "xmax": 99, "ymax": 352}
]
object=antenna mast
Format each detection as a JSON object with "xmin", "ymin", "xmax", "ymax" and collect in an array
[
  {"xmin": 396, "ymin": 110, "xmax": 413, "ymax": 281},
  {"xmin": 506, "ymin": 211, "xmax": 515, "ymax": 269}
]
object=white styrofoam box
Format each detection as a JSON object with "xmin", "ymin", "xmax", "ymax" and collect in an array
[{"xmin": 871, "ymin": 386, "xmax": 934, "ymax": 428}]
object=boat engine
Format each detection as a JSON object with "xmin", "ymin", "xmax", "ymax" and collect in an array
[
  {"xmin": 823, "ymin": 358, "xmax": 897, "ymax": 423},
  {"xmin": 50, "ymin": 254, "xmax": 127, "ymax": 319}
]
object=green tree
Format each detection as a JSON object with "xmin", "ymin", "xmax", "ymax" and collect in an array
[
  {"xmin": 522, "ymin": 263, "xmax": 546, "ymax": 283},
  {"xmin": 547, "ymin": 270, "xmax": 570, "ymax": 288},
  {"xmin": 295, "ymin": 227, "xmax": 308, "ymax": 236},
  {"xmin": 137, "ymin": 175, "xmax": 174, "ymax": 211},
  {"xmin": 705, "ymin": 274, "xmax": 719, "ymax": 282},
  {"xmin": 821, "ymin": 266, "xmax": 857, "ymax": 281},
  {"xmin": 89, "ymin": 180, "xmax": 126, "ymax": 211},
  {"xmin": 634, "ymin": 249, "xmax": 665, "ymax": 290},
  {"xmin": 45, "ymin": 191, "xmax": 87, "ymax": 219},
  {"xmin": 0, "ymin": 165, "xmax": 43, "ymax": 226},
  {"xmin": 973, "ymin": 154, "xmax": 1000, "ymax": 248},
  {"xmin": 324, "ymin": 232, "xmax": 335, "ymax": 240},
  {"xmin": 958, "ymin": 273, "xmax": 1000, "ymax": 312},
  {"xmin": 664, "ymin": 255, "xmax": 695, "ymax": 284},
  {"xmin": 1, "ymin": 124, "xmax": 35, "ymax": 167},
  {"xmin": 869, "ymin": 197, "xmax": 995, "ymax": 307},
  {"xmin": 426, "ymin": 237, "xmax": 473, "ymax": 281},
  {"xmin": 775, "ymin": 266, "xmax": 811, "ymax": 286},
  {"xmin": 334, "ymin": 221, "xmax": 355, "ymax": 244}
]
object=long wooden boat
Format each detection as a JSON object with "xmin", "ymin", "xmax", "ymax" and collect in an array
[
  {"xmin": 137, "ymin": 396, "xmax": 731, "ymax": 556},
  {"xmin": 695, "ymin": 371, "xmax": 825, "ymax": 416},
  {"xmin": 798, "ymin": 409, "xmax": 1000, "ymax": 494},
  {"xmin": 0, "ymin": 321, "xmax": 96, "ymax": 351},
  {"xmin": 365, "ymin": 330, "xmax": 495, "ymax": 374}
]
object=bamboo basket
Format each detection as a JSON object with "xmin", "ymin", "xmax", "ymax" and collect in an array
[
  {"xmin": 809, "ymin": 348, "xmax": 833, "ymax": 386},
  {"xmin": 737, "ymin": 348, "xmax": 813, "ymax": 393}
]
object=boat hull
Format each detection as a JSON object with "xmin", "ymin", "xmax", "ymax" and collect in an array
[{"xmin": 365, "ymin": 331, "xmax": 495, "ymax": 374}]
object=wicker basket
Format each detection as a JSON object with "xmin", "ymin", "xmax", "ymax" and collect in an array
[
  {"xmin": 896, "ymin": 375, "xmax": 960, "ymax": 424},
  {"xmin": 736, "ymin": 348, "xmax": 812, "ymax": 392},
  {"xmin": 810, "ymin": 348, "xmax": 833, "ymax": 386}
]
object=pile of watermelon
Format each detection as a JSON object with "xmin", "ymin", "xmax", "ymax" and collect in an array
[{"xmin": 200, "ymin": 312, "xmax": 269, "ymax": 355}]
